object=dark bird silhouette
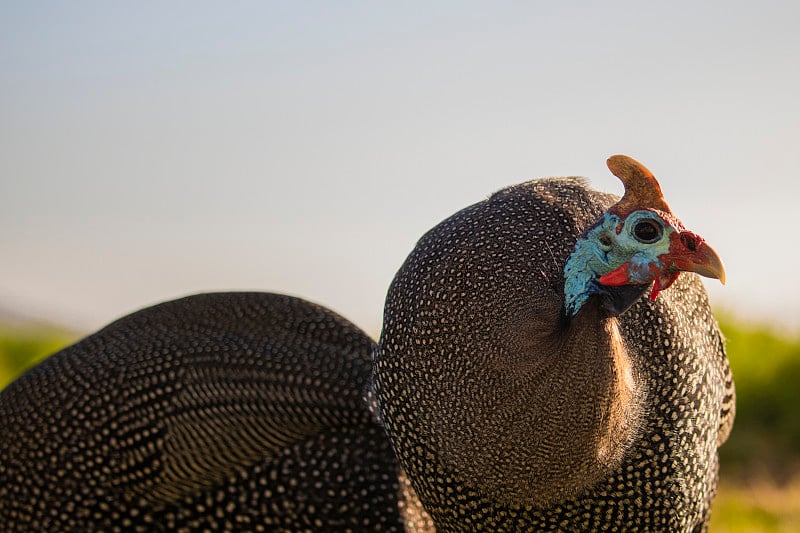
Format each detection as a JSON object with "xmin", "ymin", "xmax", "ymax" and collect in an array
[{"xmin": 0, "ymin": 155, "xmax": 732, "ymax": 532}]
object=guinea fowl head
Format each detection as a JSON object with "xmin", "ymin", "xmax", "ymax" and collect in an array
[{"xmin": 564, "ymin": 154, "xmax": 725, "ymax": 317}]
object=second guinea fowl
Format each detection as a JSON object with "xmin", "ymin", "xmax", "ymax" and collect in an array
[{"xmin": 0, "ymin": 155, "xmax": 732, "ymax": 532}]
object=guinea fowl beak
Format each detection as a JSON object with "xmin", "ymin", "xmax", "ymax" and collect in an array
[{"xmin": 665, "ymin": 231, "xmax": 726, "ymax": 285}]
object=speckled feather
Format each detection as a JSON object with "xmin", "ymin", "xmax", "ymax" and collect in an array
[
  {"xmin": 375, "ymin": 178, "xmax": 734, "ymax": 532},
  {"xmin": 0, "ymin": 292, "xmax": 403, "ymax": 531},
  {"xmin": 0, "ymin": 177, "xmax": 734, "ymax": 533}
]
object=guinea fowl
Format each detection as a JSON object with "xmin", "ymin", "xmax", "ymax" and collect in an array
[{"xmin": 0, "ymin": 155, "xmax": 732, "ymax": 532}]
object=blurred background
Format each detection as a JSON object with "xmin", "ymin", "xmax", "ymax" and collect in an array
[{"xmin": 1, "ymin": 2, "xmax": 798, "ymax": 530}]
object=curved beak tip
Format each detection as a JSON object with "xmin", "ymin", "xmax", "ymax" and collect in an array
[
  {"xmin": 703, "ymin": 245, "xmax": 726, "ymax": 285},
  {"xmin": 690, "ymin": 242, "xmax": 726, "ymax": 285},
  {"xmin": 669, "ymin": 233, "xmax": 726, "ymax": 286}
]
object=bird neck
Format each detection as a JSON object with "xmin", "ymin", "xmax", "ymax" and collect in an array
[
  {"xmin": 428, "ymin": 298, "xmax": 644, "ymax": 508},
  {"xmin": 564, "ymin": 212, "xmax": 621, "ymax": 316},
  {"xmin": 553, "ymin": 301, "xmax": 643, "ymax": 475}
]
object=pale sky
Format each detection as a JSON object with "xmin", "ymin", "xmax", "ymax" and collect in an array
[{"xmin": 1, "ymin": 1, "xmax": 798, "ymax": 335}]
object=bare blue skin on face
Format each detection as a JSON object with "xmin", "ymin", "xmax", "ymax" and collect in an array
[{"xmin": 563, "ymin": 210, "xmax": 673, "ymax": 316}]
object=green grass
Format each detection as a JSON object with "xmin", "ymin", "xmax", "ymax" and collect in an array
[
  {"xmin": 710, "ymin": 479, "xmax": 800, "ymax": 532},
  {"xmin": 0, "ymin": 325, "xmax": 76, "ymax": 390},
  {"xmin": 0, "ymin": 311, "xmax": 799, "ymax": 530},
  {"xmin": 710, "ymin": 315, "xmax": 800, "ymax": 531},
  {"xmin": 716, "ymin": 315, "xmax": 800, "ymax": 479}
]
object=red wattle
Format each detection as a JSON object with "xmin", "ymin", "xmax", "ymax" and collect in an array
[
  {"xmin": 598, "ymin": 262, "xmax": 632, "ymax": 286},
  {"xmin": 649, "ymin": 280, "xmax": 662, "ymax": 301}
]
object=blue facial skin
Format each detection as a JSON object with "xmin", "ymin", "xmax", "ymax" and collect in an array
[{"xmin": 563, "ymin": 210, "xmax": 673, "ymax": 316}]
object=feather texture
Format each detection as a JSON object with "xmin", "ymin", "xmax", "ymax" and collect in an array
[
  {"xmin": 0, "ymin": 175, "xmax": 733, "ymax": 532},
  {"xmin": 0, "ymin": 293, "xmax": 403, "ymax": 531}
]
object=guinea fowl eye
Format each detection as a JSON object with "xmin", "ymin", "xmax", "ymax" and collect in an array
[{"xmin": 632, "ymin": 219, "xmax": 662, "ymax": 244}]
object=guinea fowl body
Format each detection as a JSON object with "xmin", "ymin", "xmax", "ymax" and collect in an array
[
  {"xmin": 375, "ymin": 178, "xmax": 733, "ymax": 531},
  {"xmin": 0, "ymin": 293, "xmax": 403, "ymax": 531},
  {"xmin": 0, "ymin": 163, "xmax": 733, "ymax": 532}
]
